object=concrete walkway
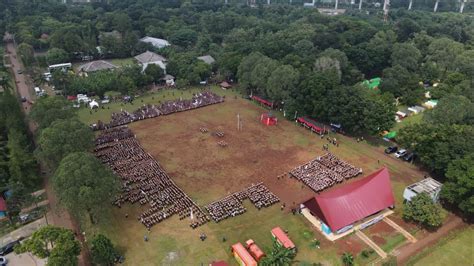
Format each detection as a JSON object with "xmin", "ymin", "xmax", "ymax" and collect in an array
[
  {"xmin": 20, "ymin": 200, "xmax": 49, "ymax": 214},
  {"xmin": 355, "ymin": 230, "xmax": 387, "ymax": 259},
  {"xmin": 384, "ymin": 217, "xmax": 417, "ymax": 243},
  {"xmin": 0, "ymin": 217, "xmax": 47, "ymax": 246}
]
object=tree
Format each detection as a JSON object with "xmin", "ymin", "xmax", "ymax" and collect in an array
[
  {"xmin": 391, "ymin": 43, "xmax": 421, "ymax": 72},
  {"xmin": 15, "ymin": 226, "xmax": 81, "ymax": 266},
  {"xmin": 266, "ymin": 64, "xmax": 299, "ymax": 102},
  {"xmin": 53, "ymin": 152, "xmax": 119, "ymax": 223},
  {"xmin": 341, "ymin": 252, "xmax": 354, "ymax": 266},
  {"xmin": 314, "ymin": 56, "xmax": 342, "ymax": 83},
  {"xmin": 36, "ymin": 119, "xmax": 94, "ymax": 169},
  {"xmin": 441, "ymin": 154, "xmax": 474, "ymax": 217},
  {"xmin": 427, "ymin": 38, "xmax": 464, "ymax": 73},
  {"xmin": 144, "ymin": 64, "xmax": 164, "ymax": 83},
  {"xmin": 17, "ymin": 43, "xmax": 35, "ymax": 66},
  {"xmin": 424, "ymin": 95, "xmax": 474, "ymax": 126},
  {"xmin": 91, "ymin": 234, "xmax": 118, "ymax": 266},
  {"xmin": 46, "ymin": 48, "xmax": 70, "ymax": 65},
  {"xmin": 403, "ymin": 192, "xmax": 443, "ymax": 228},
  {"xmin": 260, "ymin": 240, "xmax": 296, "ymax": 266},
  {"xmin": 7, "ymin": 128, "xmax": 38, "ymax": 187},
  {"xmin": 29, "ymin": 97, "xmax": 76, "ymax": 130}
]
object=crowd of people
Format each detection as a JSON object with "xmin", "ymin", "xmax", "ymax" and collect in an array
[
  {"xmin": 290, "ymin": 153, "xmax": 362, "ymax": 192},
  {"xmin": 94, "ymin": 127, "xmax": 209, "ymax": 229},
  {"xmin": 91, "ymin": 91, "xmax": 224, "ymax": 130},
  {"xmin": 206, "ymin": 183, "xmax": 279, "ymax": 222}
]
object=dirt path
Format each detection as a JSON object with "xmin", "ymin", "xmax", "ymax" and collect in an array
[
  {"xmin": 5, "ymin": 42, "xmax": 91, "ymax": 266},
  {"xmin": 395, "ymin": 215, "xmax": 466, "ymax": 264}
]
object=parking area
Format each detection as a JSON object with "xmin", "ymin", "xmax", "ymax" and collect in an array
[{"xmin": 5, "ymin": 252, "xmax": 46, "ymax": 266}]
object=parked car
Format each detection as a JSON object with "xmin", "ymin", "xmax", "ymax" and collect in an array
[
  {"xmin": 384, "ymin": 146, "xmax": 398, "ymax": 154},
  {"xmin": 0, "ymin": 237, "xmax": 24, "ymax": 256},
  {"xmin": 20, "ymin": 96, "xmax": 27, "ymax": 102},
  {"xmin": 403, "ymin": 152, "xmax": 416, "ymax": 162},
  {"xmin": 17, "ymin": 69, "xmax": 23, "ymax": 74},
  {"xmin": 395, "ymin": 149, "xmax": 407, "ymax": 158},
  {"xmin": 0, "ymin": 256, "xmax": 6, "ymax": 266}
]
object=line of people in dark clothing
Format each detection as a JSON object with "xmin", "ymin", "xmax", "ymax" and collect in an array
[
  {"xmin": 91, "ymin": 91, "xmax": 224, "ymax": 130},
  {"xmin": 94, "ymin": 127, "xmax": 209, "ymax": 230}
]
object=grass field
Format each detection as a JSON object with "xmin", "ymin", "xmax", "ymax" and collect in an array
[
  {"xmin": 391, "ymin": 113, "xmax": 424, "ymax": 132},
  {"xmin": 83, "ymin": 87, "xmax": 429, "ymax": 265},
  {"xmin": 407, "ymin": 226, "xmax": 474, "ymax": 266}
]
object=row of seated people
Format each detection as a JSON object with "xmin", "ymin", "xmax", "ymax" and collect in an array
[
  {"xmin": 317, "ymin": 153, "xmax": 362, "ymax": 178},
  {"xmin": 95, "ymin": 126, "xmax": 209, "ymax": 229},
  {"xmin": 289, "ymin": 153, "xmax": 362, "ymax": 192},
  {"xmin": 91, "ymin": 91, "xmax": 224, "ymax": 130},
  {"xmin": 205, "ymin": 183, "xmax": 280, "ymax": 222}
]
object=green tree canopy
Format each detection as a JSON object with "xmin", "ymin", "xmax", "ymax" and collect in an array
[
  {"xmin": 91, "ymin": 234, "xmax": 118, "ymax": 266},
  {"xmin": 29, "ymin": 97, "xmax": 76, "ymax": 130},
  {"xmin": 53, "ymin": 152, "xmax": 119, "ymax": 223},
  {"xmin": 403, "ymin": 192, "xmax": 443, "ymax": 228},
  {"xmin": 36, "ymin": 119, "xmax": 94, "ymax": 169},
  {"xmin": 15, "ymin": 225, "xmax": 81, "ymax": 266},
  {"xmin": 260, "ymin": 239, "xmax": 296, "ymax": 266},
  {"xmin": 46, "ymin": 48, "xmax": 70, "ymax": 65},
  {"xmin": 441, "ymin": 154, "xmax": 474, "ymax": 217}
]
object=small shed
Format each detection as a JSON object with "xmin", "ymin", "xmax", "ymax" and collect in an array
[
  {"xmin": 220, "ymin": 81, "xmax": 232, "ymax": 90},
  {"xmin": 403, "ymin": 178, "xmax": 443, "ymax": 202},
  {"xmin": 0, "ymin": 198, "xmax": 7, "ymax": 220},
  {"xmin": 423, "ymin": 100, "xmax": 438, "ymax": 109},
  {"xmin": 271, "ymin": 227, "xmax": 295, "ymax": 250},
  {"xmin": 231, "ymin": 243, "xmax": 257, "ymax": 266},
  {"xmin": 197, "ymin": 55, "xmax": 216, "ymax": 65},
  {"xmin": 245, "ymin": 239, "xmax": 265, "ymax": 262}
]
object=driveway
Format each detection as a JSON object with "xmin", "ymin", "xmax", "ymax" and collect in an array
[{"xmin": 5, "ymin": 252, "xmax": 46, "ymax": 266}]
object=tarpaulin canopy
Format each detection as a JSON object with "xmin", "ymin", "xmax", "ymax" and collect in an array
[
  {"xmin": 363, "ymin": 77, "xmax": 381, "ymax": 90},
  {"xmin": 384, "ymin": 131, "xmax": 397, "ymax": 139},
  {"xmin": 303, "ymin": 168, "xmax": 395, "ymax": 231}
]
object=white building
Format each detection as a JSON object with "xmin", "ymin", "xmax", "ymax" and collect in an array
[
  {"xmin": 139, "ymin": 36, "xmax": 170, "ymax": 49},
  {"xmin": 403, "ymin": 178, "xmax": 443, "ymax": 202}
]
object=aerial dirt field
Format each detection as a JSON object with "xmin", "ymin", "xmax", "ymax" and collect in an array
[{"xmin": 89, "ymin": 93, "xmax": 430, "ymax": 265}]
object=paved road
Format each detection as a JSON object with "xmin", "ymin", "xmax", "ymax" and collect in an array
[
  {"xmin": 5, "ymin": 252, "xmax": 46, "ymax": 266},
  {"xmin": 0, "ymin": 218, "xmax": 47, "ymax": 246},
  {"xmin": 5, "ymin": 42, "xmax": 90, "ymax": 266}
]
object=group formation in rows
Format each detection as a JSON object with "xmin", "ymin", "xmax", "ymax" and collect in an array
[
  {"xmin": 91, "ymin": 91, "xmax": 224, "ymax": 130},
  {"xmin": 205, "ymin": 183, "xmax": 280, "ymax": 223},
  {"xmin": 94, "ymin": 127, "xmax": 209, "ymax": 229},
  {"xmin": 289, "ymin": 153, "xmax": 362, "ymax": 192}
]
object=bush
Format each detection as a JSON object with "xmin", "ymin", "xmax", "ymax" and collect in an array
[{"xmin": 403, "ymin": 192, "xmax": 443, "ymax": 228}]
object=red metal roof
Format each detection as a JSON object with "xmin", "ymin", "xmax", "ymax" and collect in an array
[
  {"xmin": 303, "ymin": 168, "xmax": 395, "ymax": 231},
  {"xmin": 245, "ymin": 239, "xmax": 265, "ymax": 261},
  {"xmin": 0, "ymin": 197, "xmax": 7, "ymax": 212},
  {"xmin": 271, "ymin": 227, "xmax": 295, "ymax": 249},
  {"xmin": 251, "ymin": 95, "xmax": 273, "ymax": 107},
  {"xmin": 231, "ymin": 243, "xmax": 257, "ymax": 266}
]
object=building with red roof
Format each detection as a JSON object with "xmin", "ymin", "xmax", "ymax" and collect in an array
[
  {"xmin": 301, "ymin": 168, "xmax": 395, "ymax": 240},
  {"xmin": 0, "ymin": 197, "xmax": 7, "ymax": 220},
  {"xmin": 271, "ymin": 227, "xmax": 296, "ymax": 250},
  {"xmin": 245, "ymin": 239, "xmax": 265, "ymax": 262},
  {"xmin": 231, "ymin": 243, "xmax": 257, "ymax": 266}
]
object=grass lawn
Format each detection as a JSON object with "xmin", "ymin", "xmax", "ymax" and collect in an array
[
  {"xmin": 392, "ymin": 113, "xmax": 424, "ymax": 132},
  {"xmin": 77, "ymin": 86, "xmax": 233, "ymax": 125},
  {"xmin": 407, "ymin": 226, "xmax": 474, "ymax": 266},
  {"xmin": 83, "ymin": 87, "xmax": 429, "ymax": 265},
  {"xmin": 108, "ymin": 57, "xmax": 136, "ymax": 67}
]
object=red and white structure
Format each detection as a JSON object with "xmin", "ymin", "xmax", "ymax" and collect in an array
[{"xmin": 260, "ymin": 113, "xmax": 278, "ymax": 126}]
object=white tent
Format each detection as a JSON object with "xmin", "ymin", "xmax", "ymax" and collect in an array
[{"xmin": 89, "ymin": 100, "xmax": 99, "ymax": 109}]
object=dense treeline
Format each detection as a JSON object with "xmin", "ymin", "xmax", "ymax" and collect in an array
[
  {"xmin": 0, "ymin": 83, "xmax": 40, "ymax": 221},
  {"xmin": 2, "ymin": 2, "xmax": 473, "ymax": 216}
]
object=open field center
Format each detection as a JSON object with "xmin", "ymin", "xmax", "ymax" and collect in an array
[
  {"xmin": 83, "ymin": 87, "xmax": 430, "ymax": 265},
  {"xmin": 407, "ymin": 226, "xmax": 474, "ymax": 266}
]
